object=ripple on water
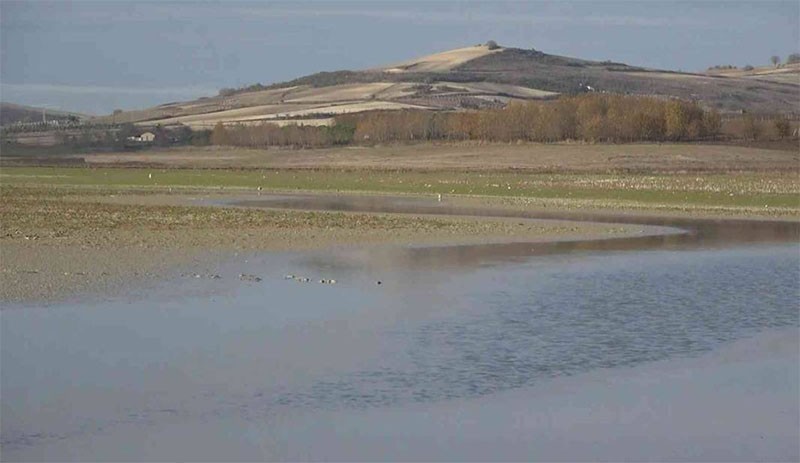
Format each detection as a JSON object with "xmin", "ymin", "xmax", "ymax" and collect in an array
[{"xmin": 261, "ymin": 246, "xmax": 799, "ymax": 411}]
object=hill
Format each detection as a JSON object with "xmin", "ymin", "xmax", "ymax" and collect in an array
[
  {"xmin": 96, "ymin": 44, "xmax": 800, "ymax": 129},
  {"xmin": 0, "ymin": 102, "xmax": 89, "ymax": 126},
  {"xmin": 705, "ymin": 62, "xmax": 800, "ymax": 85}
]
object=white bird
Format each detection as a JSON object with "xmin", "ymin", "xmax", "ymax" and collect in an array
[
  {"xmin": 148, "ymin": 173, "xmax": 152, "ymax": 179},
  {"xmin": 437, "ymin": 193, "xmax": 442, "ymax": 202}
]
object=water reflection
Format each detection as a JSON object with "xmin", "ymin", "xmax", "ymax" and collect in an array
[
  {"xmin": 254, "ymin": 246, "xmax": 800, "ymax": 413},
  {"xmin": 230, "ymin": 192, "xmax": 799, "ymax": 271}
]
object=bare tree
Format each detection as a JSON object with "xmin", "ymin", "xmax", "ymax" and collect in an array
[{"xmin": 770, "ymin": 55, "xmax": 780, "ymax": 67}]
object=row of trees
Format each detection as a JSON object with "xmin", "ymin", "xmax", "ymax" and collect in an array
[
  {"xmin": 345, "ymin": 95, "xmax": 721, "ymax": 143},
  {"xmin": 772, "ymin": 53, "xmax": 800, "ymax": 66},
  {"xmin": 722, "ymin": 114, "xmax": 795, "ymax": 141},
  {"xmin": 209, "ymin": 94, "xmax": 794, "ymax": 149},
  {"xmin": 210, "ymin": 122, "xmax": 354, "ymax": 148},
  {"xmin": 710, "ymin": 53, "xmax": 800, "ymax": 71}
]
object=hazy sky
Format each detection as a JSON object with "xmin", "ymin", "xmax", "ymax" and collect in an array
[{"xmin": 1, "ymin": 1, "xmax": 797, "ymax": 115}]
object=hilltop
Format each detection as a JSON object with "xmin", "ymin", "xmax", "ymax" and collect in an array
[{"xmin": 95, "ymin": 43, "xmax": 799, "ymax": 129}]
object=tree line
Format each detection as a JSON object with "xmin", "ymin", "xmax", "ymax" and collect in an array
[
  {"xmin": 212, "ymin": 94, "xmax": 731, "ymax": 148},
  {"xmin": 210, "ymin": 122, "xmax": 354, "ymax": 148},
  {"xmin": 210, "ymin": 94, "xmax": 796, "ymax": 149},
  {"xmin": 346, "ymin": 95, "xmax": 722, "ymax": 143}
]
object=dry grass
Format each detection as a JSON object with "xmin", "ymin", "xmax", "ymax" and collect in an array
[
  {"xmin": 127, "ymin": 97, "xmax": 430, "ymax": 129},
  {"xmin": 705, "ymin": 63, "xmax": 800, "ymax": 84},
  {"xmin": 381, "ymin": 45, "xmax": 502, "ymax": 72},
  {"xmin": 139, "ymin": 103, "xmax": 321, "ymax": 125},
  {"xmin": 278, "ymin": 101, "xmax": 431, "ymax": 116},
  {"xmin": 284, "ymin": 83, "xmax": 397, "ymax": 103},
  {"xmin": 436, "ymin": 81, "xmax": 557, "ymax": 98}
]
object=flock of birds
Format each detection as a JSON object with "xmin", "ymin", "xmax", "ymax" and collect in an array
[
  {"xmin": 158, "ymin": 170, "xmax": 400, "ymax": 287},
  {"xmin": 277, "ymin": 274, "xmax": 383, "ymax": 285},
  {"xmin": 283, "ymin": 275, "xmax": 383, "ymax": 285},
  {"xmin": 284, "ymin": 274, "xmax": 336, "ymax": 284}
]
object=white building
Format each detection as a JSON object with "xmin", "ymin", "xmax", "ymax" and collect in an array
[{"xmin": 127, "ymin": 131, "xmax": 156, "ymax": 143}]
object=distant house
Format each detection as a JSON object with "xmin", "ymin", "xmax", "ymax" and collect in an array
[{"xmin": 126, "ymin": 131, "xmax": 156, "ymax": 143}]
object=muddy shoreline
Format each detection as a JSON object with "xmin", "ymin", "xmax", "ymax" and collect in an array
[
  {"xmin": 1, "ymin": 191, "xmax": 656, "ymax": 304},
  {"xmin": 3, "ymin": 188, "xmax": 798, "ymax": 305}
]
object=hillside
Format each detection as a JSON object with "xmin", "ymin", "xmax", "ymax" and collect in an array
[
  {"xmin": 96, "ymin": 44, "xmax": 800, "ymax": 129},
  {"xmin": 0, "ymin": 102, "xmax": 89, "ymax": 126},
  {"xmin": 705, "ymin": 62, "xmax": 800, "ymax": 85}
]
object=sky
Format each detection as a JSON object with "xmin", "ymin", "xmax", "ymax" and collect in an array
[{"xmin": 1, "ymin": 1, "xmax": 797, "ymax": 115}]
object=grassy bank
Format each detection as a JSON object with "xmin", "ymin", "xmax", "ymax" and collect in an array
[{"xmin": 2, "ymin": 166, "xmax": 798, "ymax": 211}]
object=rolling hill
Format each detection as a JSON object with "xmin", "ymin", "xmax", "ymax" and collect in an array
[
  {"xmin": 705, "ymin": 62, "xmax": 800, "ymax": 85},
  {"xmin": 96, "ymin": 43, "xmax": 800, "ymax": 130},
  {"xmin": 0, "ymin": 102, "xmax": 89, "ymax": 126}
]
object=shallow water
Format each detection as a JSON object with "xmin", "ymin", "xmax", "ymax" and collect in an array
[{"xmin": 2, "ymin": 239, "xmax": 799, "ymax": 460}]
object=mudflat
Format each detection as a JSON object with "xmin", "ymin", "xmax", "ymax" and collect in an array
[
  {"xmin": 2, "ymin": 142, "xmax": 798, "ymax": 304},
  {"xmin": 1, "ymin": 187, "xmax": 642, "ymax": 303}
]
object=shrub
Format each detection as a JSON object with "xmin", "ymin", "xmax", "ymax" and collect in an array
[
  {"xmin": 191, "ymin": 129, "xmax": 212, "ymax": 146},
  {"xmin": 774, "ymin": 119, "xmax": 791, "ymax": 139}
]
